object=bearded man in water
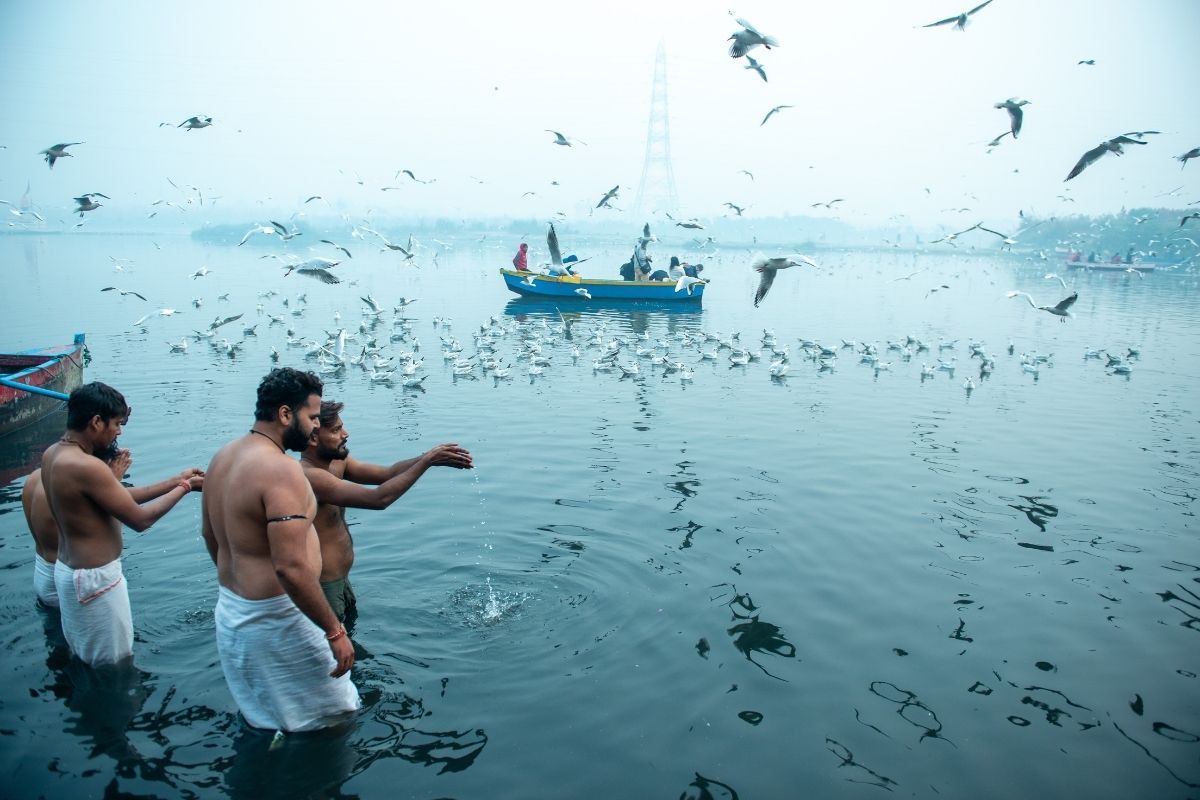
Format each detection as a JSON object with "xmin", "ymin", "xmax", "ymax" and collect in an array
[
  {"xmin": 301, "ymin": 399, "xmax": 472, "ymax": 624},
  {"xmin": 201, "ymin": 368, "xmax": 359, "ymax": 732}
]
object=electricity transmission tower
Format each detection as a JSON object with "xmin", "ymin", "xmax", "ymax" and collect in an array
[{"xmin": 633, "ymin": 41, "xmax": 679, "ymax": 218}]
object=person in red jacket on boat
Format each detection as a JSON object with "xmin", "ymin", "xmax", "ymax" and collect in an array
[{"xmin": 512, "ymin": 242, "xmax": 529, "ymax": 271}]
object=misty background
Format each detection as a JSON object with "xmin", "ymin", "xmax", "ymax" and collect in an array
[{"xmin": 1, "ymin": 0, "xmax": 1197, "ymax": 247}]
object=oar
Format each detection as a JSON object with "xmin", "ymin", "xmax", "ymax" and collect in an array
[{"xmin": 0, "ymin": 376, "xmax": 69, "ymax": 401}]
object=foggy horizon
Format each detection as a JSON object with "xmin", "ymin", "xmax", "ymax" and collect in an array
[{"xmin": 1, "ymin": 1, "xmax": 1197, "ymax": 240}]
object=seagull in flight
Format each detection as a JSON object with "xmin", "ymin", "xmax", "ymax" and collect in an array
[
  {"xmin": 319, "ymin": 239, "xmax": 353, "ymax": 259},
  {"xmin": 728, "ymin": 15, "xmax": 779, "ymax": 58},
  {"xmin": 810, "ymin": 198, "xmax": 845, "ymax": 209},
  {"xmin": 751, "ymin": 255, "xmax": 818, "ymax": 307},
  {"xmin": 1065, "ymin": 135, "xmax": 1149, "ymax": 181},
  {"xmin": 596, "ymin": 185, "xmax": 619, "ymax": 209},
  {"xmin": 922, "ymin": 0, "xmax": 996, "ymax": 30},
  {"xmin": 675, "ymin": 276, "xmax": 707, "ymax": 296},
  {"xmin": 744, "ymin": 56, "xmax": 767, "ymax": 82},
  {"xmin": 994, "ymin": 98, "xmax": 1030, "ymax": 138},
  {"xmin": 1180, "ymin": 212, "xmax": 1200, "ymax": 228},
  {"xmin": 760, "ymin": 105, "xmax": 793, "ymax": 126},
  {"xmin": 546, "ymin": 130, "xmax": 586, "ymax": 146},
  {"xmin": 131, "ymin": 308, "xmax": 180, "ymax": 327},
  {"xmin": 1078, "ymin": 59, "xmax": 1095, "ymax": 65},
  {"xmin": 178, "ymin": 116, "xmax": 213, "ymax": 130},
  {"xmin": 724, "ymin": 202, "xmax": 746, "ymax": 216},
  {"xmin": 100, "ymin": 287, "xmax": 147, "ymax": 301},
  {"xmin": 74, "ymin": 193, "xmax": 109, "ymax": 216},
  {"xmin": 284, "ymin": 257, "xmax": 341, "ymax": 284},
  {"xmin": 1176, "ymin": 147, "xmax": 1200, "ymax": 169},
  {"xmin": 397, "ymin": 169, "xmax": 434, "ymax": 184},
  {"xmin": 238, "ymin": 224, "xmax": 275, "ymax": 246},
  {"xmin": 1007, "ymin": 290, "xmax": 1078, "ymax": 321},
  {"xmin": 208, "ymin": 313, "xmax": 244, "ymax": 331},
  {"xmin": 40, "ymin": 142, "xmax": 83, "ymax": 169},
  {"xmin": 1043, "ymin": 273, "xmax": 1068, "ymax": 289},
  {"xmin": 739, "ymin": 169, "xmax": 755, "ymax": 181}
]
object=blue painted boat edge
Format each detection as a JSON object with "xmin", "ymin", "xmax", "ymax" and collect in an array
[{"xmin": 499, "ymin": 270, "xmax": 703, "ymax": 301}]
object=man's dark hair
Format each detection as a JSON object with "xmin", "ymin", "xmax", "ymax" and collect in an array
[
  {"xmin": 66, "ymin": 382, "xmax": 129, "ymax": 431},
  {"xmin": 319, "ymin": 399, "xmax": 344, "ymax": 427},
  {"xmin": 254, "ymin": 368, "xmax": 323, "ymax": 421}
]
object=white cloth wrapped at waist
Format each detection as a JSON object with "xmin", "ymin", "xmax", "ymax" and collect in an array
[
  {"xmin": 54, "ymin": 557, "xmax": 133, "ymax": 665},
  {"xmin": 215, "ymin": 585, "xmax": 360, "ymax": 732},
  {"xmin": 34, "ymin": 553, "xmax": 58, "ymax": 608}
]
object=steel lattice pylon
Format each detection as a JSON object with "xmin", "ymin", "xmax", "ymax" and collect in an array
[{"xmin": 633, "ymin": 41, "xmax": 679, "ymax": 218}]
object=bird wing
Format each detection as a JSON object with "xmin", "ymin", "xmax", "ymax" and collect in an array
[
  {"xmin": 547, "ymin": 224, "xmax": 563, "ymax": 266},
  {"xmin": 269, "ymin": 220, "xmax": 289, "ymax": 235},
  {"xmin": 922, "ymin": 14, "xmax": 962, "ymax": 27},
  {"xmin": 1006, "ymin": 291, "xmax": 1037, "ymax": 308},
  {"xmin": 1008, "ymin": 105, "xmax": 1023, "ymax": 137},
  {"xmin": 753, "ymin": 266, "xmax": 777, "ymax": 307},
  {"xmin": 967, "ymin": 0, "xmax": 995, "ymax": 15},
  {"xmin": 298, "ymin": 268, "xmax": 341, "ymax": 284},
  {"xmin": 209, "ymin": 313, "xmax": 244, "ymax": 330},
  {"xmin": 1053, "ymin": 292, "xmax": 1079, "ymax": 313},
  {"xmin": 1109, "ymin": 135, "xmax": 1146, "ymax": 146},
  {"xmin": 129, "ymin": 291, "xmax": 147, "ymax": 301},
  {"xmin": 1065, "ymin": 143, "xmax": 1109, "ymax": 181}
]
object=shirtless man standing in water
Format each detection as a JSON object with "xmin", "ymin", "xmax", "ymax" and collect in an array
[
  {"xmin": 40, "ymin": 382, "xmax": 204, "ymax": 665},
  {"xmin": 201, "ymin": 368, "xmax": 359, "ymax": 732},
  {"xmin": 301, "ymin": 399, "xmax": 473, "ymax": 623}
]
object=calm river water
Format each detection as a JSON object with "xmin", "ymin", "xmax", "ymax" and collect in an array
[{"xmin": 0, "ymin": 232, "xmax": 1197, "ymax": 798}]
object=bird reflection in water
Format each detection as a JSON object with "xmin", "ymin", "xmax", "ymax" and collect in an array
[
  {"xmin": 717, "ymin": 586, "xmax": 797, "ymax": 680},
  {"xmin": 680, "ymin": 771, "xmax": 741, "ymax": 800}
]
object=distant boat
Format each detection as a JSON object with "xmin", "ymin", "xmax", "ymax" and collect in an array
[
  {"xmin": 499, "ymin": 269, "xmax": 704, "ymax": 302},
  {"xmin": 1065, "ymin": 261, "xmax": 1155, "ymax": 272},
  {"xmin": 0, "ymin": 334, "xmax": 86, "ymax": 437}
]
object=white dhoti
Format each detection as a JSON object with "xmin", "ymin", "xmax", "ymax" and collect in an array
[
  {"xmin": 34, "ymin": 554, "xmax": 59, "ymax": 608},
  {"xmin": 215, "ymin": 586, "xmax": 360, "ymax": 732},
  {"xmin": 54, "ymin": 558, "xmax": 133, "ymax": 666}
]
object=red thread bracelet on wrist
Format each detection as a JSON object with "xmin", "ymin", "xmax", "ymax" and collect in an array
[
  {"xmin": 325, "ymin": 626, "xmax": 346, "ymax": 642},
  {"xmin": 177, "ymin": 480, "xmax": 192, "ymax": 494}
]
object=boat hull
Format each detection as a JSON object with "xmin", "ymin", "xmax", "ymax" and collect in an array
[
  {"xmin": 500, "ymin": 269, "xmax": 704, "ymax": 301},
  {"xmin": 1065, "ymin": 262, "xmax": 1155, "ymax": 272},
  {"xmin": 0, "ymin": 334, "xmax": 86, "ymax": 437}
]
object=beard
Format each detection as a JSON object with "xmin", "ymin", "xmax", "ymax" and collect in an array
[
  {"xmin": 316, "ymin": 442, "xmax": 349, "ymax": 461},
  {"xmin": 282, "ymin": 416, "xmax": 312, "ymax": 452},
  {"xmin": 95, "ymin": 439, "xmax": 120, "ymax": 463}
]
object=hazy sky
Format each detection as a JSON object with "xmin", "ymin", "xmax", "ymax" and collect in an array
[{"xmin": 1, "ymin": 0, "xmax": 1197, "ymax": 231}]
